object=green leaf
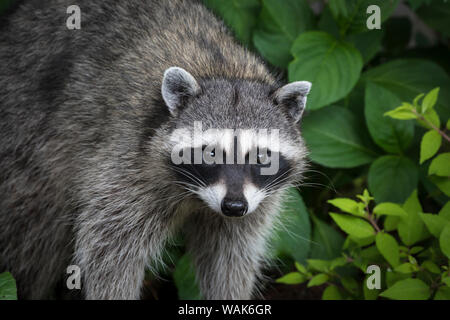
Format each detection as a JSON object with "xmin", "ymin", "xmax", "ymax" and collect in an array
[
  {"xmin": 368, "ymin": 156, "xmax": 418, "ymax": 204},
  {"xmin": 309, "ymin": 215, "xmax": 345, "ymax": 260},
  {"xmin": 434, "ymin": 287, "xmax": 450, "ymax": 300},
  {"xmin": 173, "ymin": 254, "xmax": 201, "ymax": 300},
  {"xmin": 365, "ymin": 82, "xmax": 415, "ymax": 153},
  {"xmin": 322, "ymin": 285, "xmax": 343, "ymax": 300},
  {"xmin": 421, "ymin": 87, "xmax": 440, "ymax": 113},
  {"xmin": 330, "ymin": 213, "xmax": 375, "ymax": 238},
  {"xmin": 442, "ymin": 277, "xmax": 450, "ymax": 287},
  {"xmin": 346, "ymin": 29, "xmax": 384, "ymax": 64},
  {"xmin": 0, "ymin": 272, "xmax": 17, "ymax": 300},
  {"xmin": 362, "ymin": 59, "xmax": 450, "ymax": 122},
  {"xmin": 341, "ymin": 276, "xmax": 359, "ymax": 295},
  {"xmin": 307, "ymin": 259, "xmax": 331, "ymax": 273},
  {"xmin": 440, "ymin": 224, "xmax": 450, "ymax": 259},
  {"xmin": 429, "ymin": 175, "xmax": 450, "ymax": 197},
  {"xmin": 328, "ymin": 198, "xmax": 365, "ymax": 217},
  {"xmin": 384, "ymin": 103, "xmax": 418, "ymax": 120},
  {"xmin": 295, "ymin": 262, "xmax": 307, "ymax": 274},
  {"xmin": 418, "ymin": 109, "xmax": 441, "ymax": 130},
  {"xmin": 252, "ymin": 0, "xmax": 314, "ymax": 68},
  {"xmin": 429, "ymin": 153, "xmax": 450, "ymax": 177},
  {"xmin": 329, "ymin": 0, "xmax": 399, "ymax": 35},
  {"xmin": 307, "ymin": 273, "xmax": 329, "ymax": 287},
  {"xmin": 289, "ymin": 31, "xmax": 363, "ymax": 110},
  {"xmin": 376, "ymin": 233, "xmax": 400, "ymax": 267},
  {"xmin": 398, "ymin": 190, "xmax": 429, "ymax": 246},
  {"xmin": 380, "ymin": 278, "xmax": 430, "ymax": 300},
  {"xmin": 384, "ymin": 216, "xmax": 401, "ymax": 232},
  {"xmin": 272, "ymin": 188, "xmax": 311, "ymax": 263},
  {"xmin": 417, "ymin": 1, "xmax": 450, "ymax": 38},
  {"xmin": 276, "ymin": 272, "xmax": 307, "ymax": 285},
  {"xmin": 420, "ymin": 213, "xmax": 449, "ymax": 237},
  {"xmin": 302, "ymin": 106, "xmax": 377, "ymax": 168},
  {"xmin": 394, "ymin": 263, "xmax": 417, "ymax": 274},
  {"xmin": 439, "ymin": 202, "xmax": 450, "ymax": 221},
  {"xmin": 203, "ymin": 0, "xmax": 261, "ymax": 46},
  {"xmin": 421, "ymin": 260, "xmax": 441, "ymax": 274},
  {"xmin": 373, "ymin": 203, "xmax": 408, "ymax": 218},
  {"xmin": 420, "ymin": 130, "xmax": 442, "ymax": 164}
]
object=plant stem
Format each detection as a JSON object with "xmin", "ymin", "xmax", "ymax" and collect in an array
[{"xmin": 412, "ymin": 109, "xmax": 450, "ymax": 143}]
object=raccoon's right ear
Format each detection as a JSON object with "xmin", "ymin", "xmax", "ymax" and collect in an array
[
  {"xmin": 161, "ymin": 67, "xmax": 201, "ymax": 115},
  {"xmin": 273, "ymin": 81, "xmax": 312, "ymax": 123}
]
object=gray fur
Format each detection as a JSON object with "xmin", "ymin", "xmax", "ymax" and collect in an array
[{"xmin": 0, "ymin": 0, "xmax": 309, "ymax": 299}]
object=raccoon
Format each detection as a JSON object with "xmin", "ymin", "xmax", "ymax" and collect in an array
[{"xmin": 0, "ymin": 0, "xmax": 311, "ymax": 299}]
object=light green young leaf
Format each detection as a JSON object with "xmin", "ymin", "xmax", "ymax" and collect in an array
[
  {"xmin": 398, "ymin": 190, "xmax": 429, "ymax": 246},
  {"xmin": 376, "ymin": 232, "xmax": 400, "ymax": 267},
  {"xmin": 322, "ymin": 285, "xmax": 343, "ymax": 300},
  {"xmin": 440, "ymin": 224, "xmax": 450, "ymax": 259},
  {"xmin": 373, "ymin": 203, "xmax": 408, "ymax": 218},
  {"xmin": 384, "ymin": 216, "xmax": 401, "ymax": 231},
  {"xmin": 394, "ymin": 263, "xmax": 417, "ymax": 274},
  {"xmin": 384, "ymin": 103, "xmax": 417, "ymax": 120},
  {"xmin": 420, "ymin": 213, "xmax": 449, "ymax": 237},
  {"xmin": 429, "ymin": 176, "xmax": 450, "ymax": 197},
  {"xmin": 380, "ymin": 278, "xmax": 430, "ymax": 300},
  {"xmin": 420, "ymin": 130, "xmax": 442, "ymax": 164},
  {"xmin": 295, "ymin": 262, "xmax": 307, "ymax": 274},
  {"xmin": 276, "ymin": 272, "xmax": 307, "ymax": 285},
  {"xmin": 357, "ymin": 189, "xmax": 375, "ymax": 205},
  {"xmin": 413, "ymin": 93, "xmax": 424, "ymax": 108},
  {"xmin": 421, "ymin": 87, "xmax": 440, "ymax": 113},
  {"xmin": 307, "ymin": 273, "xmax": 329, "ymax": 287},
  {"xmin": 328, "ymin": 198, "xmax": 365, "ymax": 217},
  {"xmin": 429, "ymin": 153, "xmax": 450, "ymax": 177},
  {"xmin": 418, "ymin": 109, "xmax": 441, "ymax": 130},
  {"xmin": 307, "ymin": 259, "xmax": 330, "ymax": 272},
  {"xmin": 330, "ymin": 213, "xmax": 375, "ymax": 238}
]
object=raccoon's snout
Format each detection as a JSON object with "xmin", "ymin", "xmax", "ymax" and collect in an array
[{"xmin": 221, "ymin": 198, "xmax": 248, "ymax": 217}]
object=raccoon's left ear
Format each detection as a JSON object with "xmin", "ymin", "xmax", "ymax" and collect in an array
[
  {"xmin": 161, "ymin": 67, "xmax": 201, "ymax": 115},
  {"xmin": 273, "ymin": 81, "xmax": 312, "ymax": 123}
]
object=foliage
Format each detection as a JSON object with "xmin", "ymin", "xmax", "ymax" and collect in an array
[{"xmin": 0, "ymin": 272, "xmax": 17, "ymax": 300}]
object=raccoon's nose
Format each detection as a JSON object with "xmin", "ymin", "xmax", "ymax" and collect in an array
[{"xmin": 221, "ymin": 198, "xmax": 248, "ymax": 217}]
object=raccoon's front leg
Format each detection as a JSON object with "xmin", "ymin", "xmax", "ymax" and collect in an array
[
  {"xmin": 184, "ymin": 212, "xmax": 273, "ymax": 300},
  {"xmin": 74, "ymin": 208, "xmax": 170, "ymax": 300}
]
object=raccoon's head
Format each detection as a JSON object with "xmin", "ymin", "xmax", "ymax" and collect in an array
[{"xmin": 161, "ymin": 67, "xmax": 310, "ymax": 218}]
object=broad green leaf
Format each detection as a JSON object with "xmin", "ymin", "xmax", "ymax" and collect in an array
[
  {"xmin": 373, "ymin": 203, "xmax": 408, "ymax": 218},
  {"xmin": 252, "ymin": 0, "xmax": 314, "ymax": 68},
  {"xmin": 398, "ymin": 190, "xmax": 429, "ymax": 246},
  {"xmin": 307, "ymin": 273, "xmax": 329, "ymax": 287},
  {"xmin": 272, "ymin": 188, "xmax": 311, "ymax": 263},
  {"xmin": 421, "ymin": 87, "xmax": 440, "ymax": 113},
  {"xmin": 309, "ymin": 215, "xmax": 345, "ymax": 260},
  {"xmin": 330, "ymin": 213, "xmax": 375, "ymax": 238},
  {"xmin": 329, "ymin": 0, "xmax": 399, "ymax": 35},
  {"xmin": 289, "ymin": 31, "xmax": 363, "ymax": 110},
  {"xmin": 203, "ymin": 0, "xmax": 260, "ymax": 46},
  {"xmin": 420, "ymin": 213, "xmax": 449, "ymax": 237},
  {"xmin": 0, "ymin": 272, "xmax": 17, "ymax": 300},
  {"xmin": 276, "ymin": 272, "xmax": 307, "ymax": 285},
  {"xmin": 362, "ymin": 59, "xmax": 450, "ymax": 121},
  {"xmin": 302, "ymin": 106, "xmax": 378, "ymax": 168},
  {"xmin": 439, "ymin": 202, "xmax": 450, "ymax": 221},
  {"xmin": 173, "ymin": 254, "xmax": 201, "ymax": 300},
  {"xmin": 368, "ymin": 155, "xmax": 418, "ymax": 204},
  {"xmin": 322, "ymin": 285, "xmax": 343, "ymax": 300},
  {"xmin": 376, "ymin": 233, "xmax": 400, "ymax": 267},
  {"xmin": 440, "ymin": 224, "xmax": 450, "ymax": 259},
  {"xmin": 328, "ymin": 198, "xmax": 365, "ymax": 217},
  {"xmin": 380, "ymin": 278, "xmax": 430, "ymax": 300},
  {"xmin": 420, "ymin": 130, "xmax": 442, "ymax": 164},
  {"xmin": 365, "ymin": 82, "xmax": 415, "ymax": 153},
  {"xmin": 429, "ymin": 153, "xmax": 450, "ymax": 177}
]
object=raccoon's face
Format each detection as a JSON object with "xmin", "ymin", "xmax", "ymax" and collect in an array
[{"xmin": 161, "ymin": 67, "xmax": 310, "ymax": 218}]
